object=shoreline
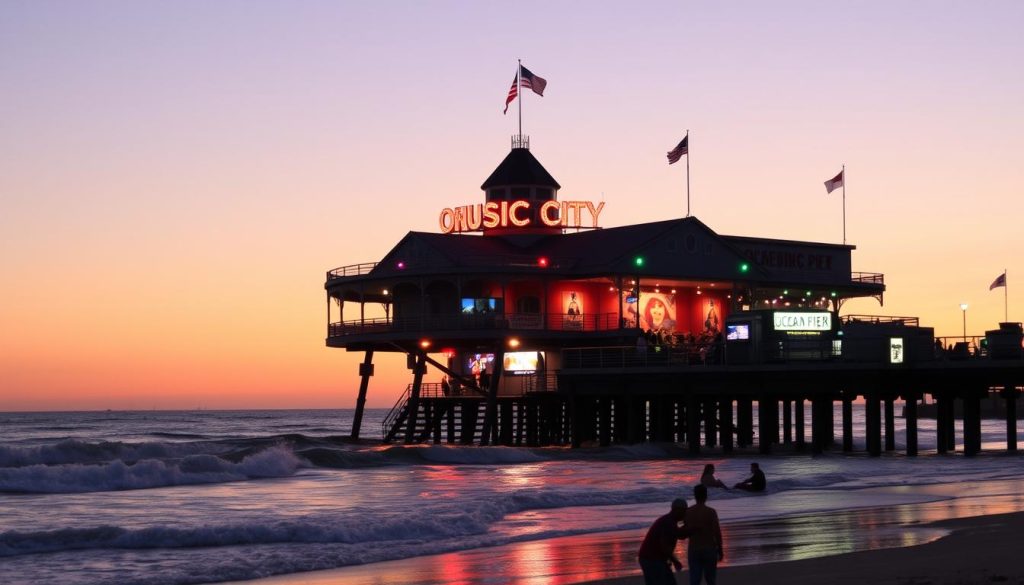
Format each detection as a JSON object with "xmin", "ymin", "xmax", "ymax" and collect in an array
[
  {"xmin": 227, "ymin": 496, "xmax": 1024, "ymax": 585},
  {"xmin": 587, "ymin": 510, "xmax": 1024, "ymax": 585}
]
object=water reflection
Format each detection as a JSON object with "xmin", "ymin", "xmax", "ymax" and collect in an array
[{"xmin": 239, "ymin": 491, "xmax": 1024, "ymax": 585}]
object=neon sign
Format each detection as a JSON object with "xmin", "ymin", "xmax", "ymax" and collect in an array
[
  {"xmin": 439, "ymin": 200, "xmax": 605, "ymax": 234},
  {"xmin": 773, "ymin": 311, "xmax": 832, "ymax": 331}
]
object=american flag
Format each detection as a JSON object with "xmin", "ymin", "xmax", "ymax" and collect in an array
[
  {"xmin": 503, "ymin": 74, "xmax": 518, "ymax": 114},
  {"xmin": 666, "ymin": 135, "xmax": 688, "ymax": 165},
  {"xmin": 990, "ymin": 272, "xmax": 1007, "ymax": 290},
  {"xmin": 519, "ymin": 65, "xmax": 547, "ymax": 96},
  {"xmin": 824, "ymin": 170, "xmax": 844, "ymax": 194},
  {"xmin": 503, "ymin": 65, "xmax": 547, "ymax": 114}
]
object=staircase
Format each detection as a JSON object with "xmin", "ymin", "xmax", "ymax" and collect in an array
[{"xmin": 382, "ymin": 384, "xmax": 489, "ymax": 444}]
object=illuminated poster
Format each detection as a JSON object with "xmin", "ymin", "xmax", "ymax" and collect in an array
[
  {"xmin": 640, "ymin": 293, "xmax": 677, "ymax": 332},
  {"xmin": 563, "ymin": 291, "xmax": 583, "ymax": 330},
  {"xmin": 563, "ymin": 291, "xmax": 583, "ymax": 318},
  {"xmin": 703, "ymin": 298, "xmax": 721, "ymax": 334}
]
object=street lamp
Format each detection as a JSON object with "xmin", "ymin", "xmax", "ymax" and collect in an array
[{"xmin": 960, "ymin": 303, "xmax": 969, "ymax": 342}]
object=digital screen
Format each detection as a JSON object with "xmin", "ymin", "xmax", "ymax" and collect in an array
[
  {"xmin": 504, "ymin": 351, "xmax": 545, "ymax": 373},
  {"xmin": 461, "ymin": 298, "xmax": 496, "ymax": 314},
  {"xmin": 466, "ymin": 353, "xmax": 494, "ymax": 376},
  {"xmin": 726, "ymin": 324, "xmax": 750, "ymax": 341}
]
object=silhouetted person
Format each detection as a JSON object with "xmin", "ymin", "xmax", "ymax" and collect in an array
[
  {"xmin": 684, "ymin": 484, "xmax": 723, "ymax": 585},
  {"xmin": 700, "ymin": 464, "xmax": 727, "ymax": 489},
  {"xmin": 638, "ymin": 498, "xmax": 690, "ymax": 585},
  {"xmin": 733, "ymin": 462, "xmax": 766, "ymax": 492}
]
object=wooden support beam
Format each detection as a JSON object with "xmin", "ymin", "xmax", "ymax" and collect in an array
[
  {"xmin": 350, "ymin": 350, "xmax": 374, "ymax": 440},
  {"xmin": 404, "ymin": 353, "xmax": 426, "ymax": 444},
  {"xmin": 905, "ymin": 394, "xmax": 918, "ymax": 456},
  {"xmin": 719, "ymin": 398, "xmax": 734, "ymax": 453},
  {"xmin": 1003, "ymin": 386, "xmax": 1019, "ymax": 453},
  {"xmin": 687, "ymin": 394, "xmax": 701, "ymax": 455},
  {"xmin": 884, "ymin": 398, "xmax": 896, "ymax": 452},
  {"xmin": 841, "ymin": 394, "xmax": 854, "ymax": 452},
  {"xmin": 795, "ymin": 398, "xmax": 806, "ymax": 451}
]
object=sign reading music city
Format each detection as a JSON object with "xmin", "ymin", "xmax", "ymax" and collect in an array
[{"xmin": 439, "ymin": 200, "xmax": 605, "ymax": 234}]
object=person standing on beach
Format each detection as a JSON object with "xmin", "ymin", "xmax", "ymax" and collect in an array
[
  {"xmin": 637, "ymin": 498, "xmax": 690, "ymax": 585},
  {"xmin": 684, "ymin": 484, "xmax": 723, "ymax": 585}
]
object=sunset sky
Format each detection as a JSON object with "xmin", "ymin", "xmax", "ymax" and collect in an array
[{"xmin": 3, "ymin": 1, "xmax": 1023, "ymax": 411}]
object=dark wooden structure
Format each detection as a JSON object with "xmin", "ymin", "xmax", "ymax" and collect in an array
[{"xmin": 326, "ymin": 137, "xmax": 1023, "ymax": 456}]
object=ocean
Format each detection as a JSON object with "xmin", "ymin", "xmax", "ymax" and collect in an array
[{"xmin": 1, "ymin": 407, "xmax": 1022, "ymax": 585}]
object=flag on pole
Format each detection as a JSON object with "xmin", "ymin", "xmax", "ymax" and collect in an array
[
  {"xmin": 519, "ymin": 65, "xmax": 547, "ymax": 96},
  {"xmin": 667, "ymin": 135, "xmax": 688, "ymax": 164},
  {"xmin": 824, "ymin": 170, "xmax": 844, "ymax": 194},
  {"xmin": 990, "ymin": 272, "xmax": 1007, "ymax": 290},
  {"xmin": 503, "ymin": 65, "xmax": 547, "ymax": 114},
  {"xmin": 503, "ymin": 74, "xmax": 518, "ymax": 114}
]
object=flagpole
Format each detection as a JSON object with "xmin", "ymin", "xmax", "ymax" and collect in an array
[
  {"xmin": 1004, "ymin": 269, "xmax": 1008, "ymax": 322},
  {"xmin": 517, "ymin": 58, "xmax": 522, "ymax": 137},
  {"xmin": 686, "ymin": 129, "xmax": 691, "ymax": 217},
  {"xmin": 842, "ymin": 163, "xmax": 846, "ymax": 245}
]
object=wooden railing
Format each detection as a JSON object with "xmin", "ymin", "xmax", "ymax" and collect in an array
[
  {"xmin": 851, "ymin": 272, "xmax": 885, "ymax": 285},
  {"xmin": 327, "ymin": 262, "xmax": 378, "ymax": 279},
  {"xmin": 329, "ymin": 312, "xmax": 624, "ymax": 337}
]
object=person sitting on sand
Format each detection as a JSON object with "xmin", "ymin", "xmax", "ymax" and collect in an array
[
  {"xmin": 700, "ymin": 463, "xmax": 728, "ymax": 489},
  {"xmin": 637, "ymin": 498, "xmax": 690, "ymax": 585},
  {"xmin": 733, "ymin": 462, "xmax": 766, "ymax": 492}
]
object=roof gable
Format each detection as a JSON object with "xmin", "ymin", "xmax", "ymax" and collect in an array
[{"xmin": 481, "ymin": 148, "xmax": 561, "ymax": 190}]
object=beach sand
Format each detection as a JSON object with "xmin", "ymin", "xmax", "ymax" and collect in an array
[
  {"xmin": 592, "ymin": 511, "xmax": 1024, "ymax": 585},
  {"xmin": 233, "ymin": 509, "xmax": 1024, "ymax": 585}
]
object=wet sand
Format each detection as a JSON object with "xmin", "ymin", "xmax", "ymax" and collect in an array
[
  {"xmin": 230, "ymin": 489, "xmax": 1024, "ymax": 585},
  {"xmin": 595, "ymin": 510, "xmax": 1024, "ymax": 585}
]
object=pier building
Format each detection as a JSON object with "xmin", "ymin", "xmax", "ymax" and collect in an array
[{"xmin": 326, "ymin": 137, "xmax": 1024, "ymax": 456}]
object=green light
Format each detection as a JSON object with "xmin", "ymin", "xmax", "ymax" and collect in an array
[
  {"xmin": 634, "ymin": 256, "xmax": 645, "ymax": 267},
  {"xmin": 739, "ymin": 262, "xmax": 749, "ymax": 273},
  {"xmin": 806, "ymin": 290, "xmax": 812, "ymax": 296},
  {"xmin": 783, "ymin": 289, "xmax": 789, "ymax": 295},
  {"xmin": 830, "ymin": 291, "xmax": 837, "ymax": 298}
]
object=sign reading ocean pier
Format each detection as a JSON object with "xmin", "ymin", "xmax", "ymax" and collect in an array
[
  {"xmin": 439, "ymin": 200, "xmax": 605, "ymax": 234},
  {"xmin": 773, "ymin": 311, "xmax": 832, "ymax": 331}
]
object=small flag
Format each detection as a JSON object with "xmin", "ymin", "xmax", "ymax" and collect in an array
[
  {"xmin": 667, "ymin": 135, "xmax": 688, "ymax": 165},
  {"xmin": 503, "ymin": 65, "xmax": 547, "ymax": 114},
  {"xmin": 824, "ymin": 170, "xmax": 844, "ymax": 194},
  {"xmin": 503, "ymin": 74, "xmax": 518, "ymax": 114},
  {"xmin": 519, "ymin": 65, "xmax": 547, "ymax": 96},
  {"xmin": 990, "ymin": 273, "xmax": 1007, "ymax": 290}
]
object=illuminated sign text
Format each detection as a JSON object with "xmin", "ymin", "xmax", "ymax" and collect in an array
[
  {"xmin": 439, "ymin": 200, "xmax": 605, "ymax": 234},
  {"xmin": 773, "ymin": 311, "xmax": 832, "ymax": 331}
]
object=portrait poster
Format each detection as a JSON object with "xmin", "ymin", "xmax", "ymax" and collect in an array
[
  {"xmin": 563, "ymin": 291, "xmax": 583, "ymax": 318},
  {"xmin": 702, "ymin": 298, "xmax": 721, "ymax": 334},
  {"xmin": 639, "ymin": 293, "xmax": 677, "ymax": 333},
  {"xmin": 562, "ymin": 290, "xmax": 583, "ymax": 330}
]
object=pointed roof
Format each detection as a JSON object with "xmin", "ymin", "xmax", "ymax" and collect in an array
[{"xmin": 481, "ymin": 148, "xmax": 561, "ymax": 190}]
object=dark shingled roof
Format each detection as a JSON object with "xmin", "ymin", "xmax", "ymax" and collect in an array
[{"xmin": 481, "ymin": 148, "xmax": 561, "ymax": 190}]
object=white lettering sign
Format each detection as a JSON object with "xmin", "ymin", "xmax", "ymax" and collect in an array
[{"xmin": 773, "ymin": 311, "xmax": 832, "ymax": 331}]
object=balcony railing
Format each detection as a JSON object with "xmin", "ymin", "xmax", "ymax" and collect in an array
[
  {"xmin": 563, "ymin": 343, "xmax": 727, "ymax": 369},
  {"xmin": 329, "ymin": 312, "xmax": 625, "ymax": 337},
  {"xmin": 851, "ymin": 272, "xmax": 884, "ymax": 285},
  {"xmin": 327, "ymin": 263, "xmax": 378, "ymax": 279},
  {"xmin": 842, "ymin": 314, "xmax": 919, "ymax": 327}
]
